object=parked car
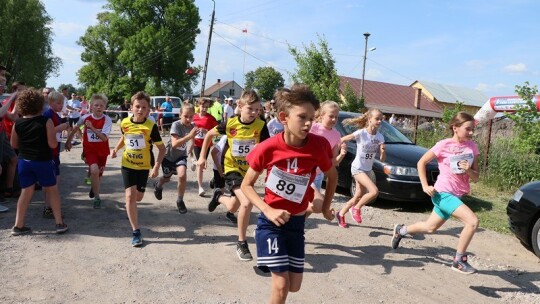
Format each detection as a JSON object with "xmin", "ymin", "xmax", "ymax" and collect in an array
[
  {"xmin": 334, "ymin": 111, "xmax": 439, "ymax": 202},
  {"xmin": 507, "ymin": 181, "xmax": 540, "ymax": 258},
  {"xmin": 150, "ymin": 96, "xmax": 182, "ymax": 118}
]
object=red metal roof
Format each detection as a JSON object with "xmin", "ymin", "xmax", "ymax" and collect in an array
[{"xmin": 339, "ymin": 76, "xmax": 442, "ymax": 117}]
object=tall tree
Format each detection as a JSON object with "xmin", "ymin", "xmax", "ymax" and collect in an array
[
  {"xmin": 0, "ymin": 0, "xmax": 61, "ymax": 87},
  {"xmin": 244, "ymin": 66, "xmax": 284, "ymax": 100},
  {"xmin": 289, "ymin": 36, "xmax": 340, "ymax": 102}
]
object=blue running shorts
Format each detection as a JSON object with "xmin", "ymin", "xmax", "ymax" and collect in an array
[
  {"xmin": 432, "ymin": 192, "xmax": 463, "ymax": 220},
  {"xmin": 18, "ymin": 159, "xmax": 57, "ymax": 188}
]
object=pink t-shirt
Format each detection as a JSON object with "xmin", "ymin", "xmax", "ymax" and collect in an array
[
  {"xmin": 431, "ymin": 138, "xmax": 479, "ymax": 197},
  {"xmin": 310, "ymin": 122, "xmax": 341, "ymax": 174}
]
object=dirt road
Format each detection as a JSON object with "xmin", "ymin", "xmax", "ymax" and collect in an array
[{"xmin": 1, "ymin": 127, "xmax": 539, "ymax": 303}]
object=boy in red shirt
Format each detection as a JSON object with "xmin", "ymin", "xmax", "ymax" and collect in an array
[
  {"xmin": 66, "ymin": 94, "xmax": 112, "ymax": 208},
  {"xmin": 241, "ymin": 84, "xmax": 337, "ymax": 303},
  {"xmin": 192, "ymin": 98, "xmax": 218, "ymax": 196}
]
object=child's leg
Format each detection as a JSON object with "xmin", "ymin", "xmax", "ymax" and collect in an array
[
  {"xmin": 44, "ymin": 185, "xmax": 65, "ymax": 225},
  {"xmin": 14, "ymin": 186, "xmax": 35, "ymax": 228},
  {"xmin": 196, "ymin": 163, "xmax": 204, "ymax": 189},
  {"xmin": 353, "ymin": 172, "xmax": 378, "ymax": 209},
  {"xmin": 89, "ymin": 163, "xmax": 100, "ymax": 197},
  {"xmin": 271, "ymin": 272, "xmax": 292, "ymax": 304},
  {"xmin": 157, "ymin": 176, "xmax": 170, "ymax": 188},
  {"xmin": 44, "ymin": 175, "xmax": 60, "ymax": 209},
  {"xmin": 233, "ymin": 187, "xmax": 253, "ymax": 242},
  {"xmin": 176, "ymin": 165, "xmax": 187, "ymax": 198},
  {"xmin": 406, "ymin": 211, "xmax": 446, "ymax": 234},
  {"xmin": 451, "ymin": 204, "xmax": 479, "ymax": 253},
  {"xmin": 125, "ymin": 186, "xmax": 139, "ymax": 230},
  {"xmin": 339, "ymin": 178, "xmax": 363, "ymax": 216}
]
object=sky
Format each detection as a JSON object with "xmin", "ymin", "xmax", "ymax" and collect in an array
[{"xmin": 42, "ymin": 0, "xmax": 540, "ymax": 98}]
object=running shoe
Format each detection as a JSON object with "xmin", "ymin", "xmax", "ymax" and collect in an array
[
  {"xmin": 236, "ymin": 241, "xmax": 253, "ymax": 261},
  {"xmin": 209, "ymin": 189, "xmax": 222, "ymax": 212},
  {"xmin": 198, "ymin": 187, "xmax": 206, "ymax": 197},
  {"xmin": 93, "ymin": 198, "xmax": 102, "ymax": 209},
  {"xmin": 225, "ymin": 212, "xmax": 237, "ymax": 224},
  {"xmin": 391, "ymin": 224, "xmax": 404, "ymax": 249},
  {"xmin": 132, "ymin": 229, "xmax": 143, "ymax": 247},
  {"xmin": 153, "ymin": 181, "xmax": 163, "ymax": 200},
  {"xmin": 190, "ymin": 158, "xmax": 197, "ymax": 172},
  {"xmin": 452, "ymin": 255, "xmax": 477, "ymax": 274},
  {"xmin": 335, "ymin": 209, "xmax": 348, "ymax": 228},
  {"xmin": 89, "ymin": 188, "xmax": 94, "ymax": 199},
  {"xmin": 84, "ymin": 177, "xmax": 91, "ymax": 185},
  {"xmin": 176, "ymin": 199, "xmax": 187, "ymax": 214},
  {"xmin": 11, "ymin": 226, "xmax": 32, "ymax": 236},
  {"xmin": 55, "ymin": 223, "xmax": 69, "ymax": 234},
  {"xmin": 349, "ymin": 207, "xmax": 362, "ymax": 224}
]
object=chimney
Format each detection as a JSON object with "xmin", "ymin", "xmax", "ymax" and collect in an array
[
  {"xmin": 414, "ymin": 88, "xmax": 422, "ymax": 109},
  {"xmin": 217, "ymin": 79, "xmax": 221, "ymax": 83}
]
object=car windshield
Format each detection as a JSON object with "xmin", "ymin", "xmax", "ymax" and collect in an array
[
  {"xmin": 156, "ymin": 97, "xmax": 181, "ymax": 108},
  {"xmin": 338, "ymin": 113, "xmax": 413, "ymax": 144}
]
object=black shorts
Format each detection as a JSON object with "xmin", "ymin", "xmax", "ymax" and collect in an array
[
  {"xmin": 121, "ymin": 167, "xmax": 149, "ymax": 192},
  {"xmin": 68, "ymin": 117, "xmax": 79, "ymax": 127},
  {"xmin": 224, "ymin": 171, "xmax": 243, "ymax": 196},
  {"xmin": 162, "ymin": 157, "xmax": 188, "ymax": 178},
  {"xmin": 193, "ymin": 146, "xmax": 210, "ymax": 160},
  {"xmin": 162, "ymin": 117, "xmax": 173, "ymax": 130},
  {"xmin": 213, "ymin": 169, "xmax": 225, "ymax": 189}
]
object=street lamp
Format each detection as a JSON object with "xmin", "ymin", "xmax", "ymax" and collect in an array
[{"xmin": 360, "ymin": 32, "xmax": 373, "ymax": 101}]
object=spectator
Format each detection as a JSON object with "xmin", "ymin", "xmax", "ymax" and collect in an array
[
  {"xmin": 389, "ymin": 113, "xmax": 396, "ymax": 125},
  {"xmin": 0, "ymin": 76, "xmax": 19, "ymax": 199}
]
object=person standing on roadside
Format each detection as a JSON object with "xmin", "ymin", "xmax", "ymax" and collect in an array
[
  {"xmin": 160, "ymin": 96, "xmax": 174, "ymax": 136},
  {"xmin": 391, "ymin": 112, "xmax": 480, "ymax": 274}
]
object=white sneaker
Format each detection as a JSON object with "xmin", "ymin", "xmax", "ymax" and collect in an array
[
  {"xmin": 198, "ymin": 187, "xmax": 206, "ymax": 197},
  {"xmin": 191, "ymin": 158, "xmax": 197, "ymax": 172}
]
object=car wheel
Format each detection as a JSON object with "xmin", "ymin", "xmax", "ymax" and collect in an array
[{"xmin": 532, "ymin": 217, "xmax": 540, "ymax": 258}]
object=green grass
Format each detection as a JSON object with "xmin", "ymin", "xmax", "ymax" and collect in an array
[{"xmin": 461, "ymin": 182, "xmax": 513, "ymax": 234}]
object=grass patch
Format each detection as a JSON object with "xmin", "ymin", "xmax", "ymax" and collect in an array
[{"xmin": 461, "ymin": 183, "xmax": 513, "ymax": 234}]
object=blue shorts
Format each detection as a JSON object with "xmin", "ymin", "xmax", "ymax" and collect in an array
[
  {"xmin": 432, "ymin": 192, "xmax": 463, "ymax": 220},
  {"xmin": 18, "ymin": 159, "xmax": 57, "ymax": 188},
  {"xmin": 53, "ymin": 156, "xmax": 61, "ymax": 176},
  {"xmin": 255, "ymin": 212, "xmax": 305, "ymax": 274},
  {"xmin": 161, "ymin": 156, "xmax": 187, "ymax": 178},
  {"xmin": 311, "ymin": 172, "xmax": 324, "ymax": 190}
]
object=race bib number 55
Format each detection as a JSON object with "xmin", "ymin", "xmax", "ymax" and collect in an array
[
  {"xmin": 231, "ymin": 139, "xmax": 256, "ymax": 157},
  {"xmin": 266, "ymin": 166, "xmax": 310, "ymax": 204}
]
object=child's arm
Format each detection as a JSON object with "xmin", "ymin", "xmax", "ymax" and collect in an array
[
  {"xmin": 210, "ymin": 146, "xmax": 224, "ymax": 176},
  {"xmin": 321, "ymin": 166, "xmax": 338, "ymax": 221},
  {"xmin": 0, "ymin": 94, "xmax": 15, "ymax": 118},
  {"xmin": 85, "ymin": 120, "xmax": 108, "ymax": 142},
  {"xmin": 340, "ymin": 133, "xmax": 356, "ymax": 143},
  {"xmin": 64, "ymin": 123, "xmax": 82, "ymax": 151},
  {"xmin": 241, "ymin": 168, "xmax": 291, "ymax": 226},
  {"xmin": 379, "ymin": 143, "xmax": 386, "ymax": 162},
  {"xmin": 333, "ymin": 142, "xmax": 347, "ymax": 166},
  {"xmin": 45, "ymin": 119, "xmax": 58, "ymax": 149},
  {"xmin": 195, "ymin": 128, "xmax": 217, "ymax": 169},
  {"xmin": 462, "ymin": 156, "xmax": 480, "ymax": 183},
  {"xmin": 171, "ymin": 127, "xmax": 198, "ymax": 149},
  {"xmin": 110, "ymin": 136, "xmax": 125, "ymax": 158},
  {"xmin": 417, "ymin": 150, "xmax": 437, "ymax": 196},
  {"xmin": 9, "ymin": 125, "xmax": 18, "ymax": 150},
  {"xmin": 151, "ymin": 142, "xmax": 166, "ymax": 178}
]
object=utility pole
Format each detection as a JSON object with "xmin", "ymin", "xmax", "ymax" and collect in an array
[
  {"xmin": 360, "ymin": 32, "xmax": 370, "ymax": 100},
  {"xmin": 200, "ymin": 0, "xmax": 215, "ymax": 98}
]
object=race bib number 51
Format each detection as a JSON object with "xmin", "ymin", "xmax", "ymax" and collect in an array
[
  {"xmin": 266, "ymin": 166, "xmax": 310, "ymax": 204},
  {"xmin": 125, "ymin": 134, "xmax": 146, "ymax": 150}
]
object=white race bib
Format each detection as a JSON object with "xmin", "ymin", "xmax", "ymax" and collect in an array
[
  {"xmin": 231, "ymin": 139, "xmax": 256, "ymax": 157},
  {"xmin": 56, "ymin": 132, "xmax": 62, "ymax": 143},
  {"xmin": 176, "ymin": 142, "xmax": 187, "ymax": 151},
  {"xmin": 195, "ymin": 129, "xmax": 206, "ymax": 139},
  {"xmin": 266, "ymin": 166, "xmax": 310, "ymax": 204},
  {"xmin": 125, "ymin": 134, "xmax": 146, "ymax": 150},
  {"xmin": 87, "ymin": 129, "xmax": 102, "ymax": 142},
  {"xmin": 449, "ymin": 153, "xmax": 474, "ymax": 174}
]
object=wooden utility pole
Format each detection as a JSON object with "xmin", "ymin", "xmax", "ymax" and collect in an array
[{"xmin": 200, "ymin": 0, "xmax": 215, "ymax": 98}]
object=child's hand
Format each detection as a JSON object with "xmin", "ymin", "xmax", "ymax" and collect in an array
[
  {"xmin": 323, "ymin": 207, "xmax": 335, "ymax": 221},
  {"xmin": 189, "ymin": 127, "xmax": 199, "ymax": 138},
  {"xmin": 110, "ymin": 148, "xmax": 117, "ymax": 158},
  {"xmin": 458, "ymin": 160, "xmax": 470, "ymax": 171},
  {"xmin": 65, "ymin": 141, "xmax": 72, "ymax": 152},
  {"xmin": 339, "ymin": 143, "xmax": 347, "ymax": 155},
  {"xmin": 422, "ymin": 185, "xmax": 436, "ymax": 197},
  {"xmin": 196, "ymin": 158, "xmax": 207, "ymax": 169},
  {"xmin": 150, "ymin": 166, "xmax": 159, "ymax": 178},
  {"xmin": 85, "ymin": 120, "xmax": 94, "ymax": 129},
  {"xmin": 61, "ymin": 122, "xmax": 69, "ymax": 130},
  {"xmin": 265, "ymin": 208, "xmax": 291, "ymax": 227}
]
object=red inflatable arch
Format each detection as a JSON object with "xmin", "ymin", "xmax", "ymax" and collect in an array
[{"xmin": 474, "ymin": 95, "xmax": 540, "ymax": 124}]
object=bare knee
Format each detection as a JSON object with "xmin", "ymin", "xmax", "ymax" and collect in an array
[
  {"xmin": 466, "ymin": 215, "xmax": 479, "ymax": 230},
  {"xmin": 289, "ymin": 282, "xmax": 302, "ymax": 293}
]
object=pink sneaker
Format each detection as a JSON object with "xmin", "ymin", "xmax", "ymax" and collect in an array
[
  {"xmin": 350, "ymin": 207, "xmax": 362, "ymax": 224},
  {"xmin": 335, "ymin": 210, "xmax": 348, "ymax": 228}
]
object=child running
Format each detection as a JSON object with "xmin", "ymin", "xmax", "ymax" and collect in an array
[
  {"xmin": 10, "ymin": 88, "xmax": 68, "ymax": 235},
  {"xmin": 192, "ymin": 98, "xmax": 218, "ymax": 196},
  {"xmin": 336, "ymin": 108, "xmax": 386, "ymax": 227},
  {"xmin": 391, "ymin": 112, "xmax": 480, "ymax": 274},
  {"xmin": 153, "ymin": 103, "xmax": 198, "ymax": 214},
  {"xmin": 66, "ymin": 94, "xmax": 112, "ymax": 209},
  {"xmin": 241, "ymin": 84, "xmax": 337, "ymax": 303},
  {"xmin": 111, "ymin": 91, "xmax": 165, "ymax": 247},
  {"xmin": 197, "ymin": 90, "xmax": 269, "ymax": 261},
  {"xmin": 308, "ymin": 101, "xmax": 347, "ymax": 215},
  {"xmin": 209, "ymin": 135, "xmax": 237, "ymax": 224}
]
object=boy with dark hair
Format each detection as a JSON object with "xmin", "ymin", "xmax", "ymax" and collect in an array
[
  {"xmin": 241, "ymin": 84, "xmax": 337, "ymax": 303},
  {"xmin": 197, "ymin": 90, "xmax": 269, "ymax": 261}
]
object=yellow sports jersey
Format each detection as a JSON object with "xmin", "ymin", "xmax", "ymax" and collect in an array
[
  {"xmin": 120, "ymin": 117, "xmax": 162, "ymax": 170},
  {"xmin": 216, "ymin": 116, "xmax": 268, "ymax": 175}
]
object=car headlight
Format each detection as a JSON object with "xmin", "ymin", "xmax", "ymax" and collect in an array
[
  {"xmin": 383, "ymin": 165, "xmax": 419, "ymax": 176},
  {"xmin": 512, "ymin": 189, "xmax": 523, "ymax": 202}
]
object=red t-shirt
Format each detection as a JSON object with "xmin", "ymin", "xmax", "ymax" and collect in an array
[
  {"xmin": 79, "ymin": 114, "xmax": 113, "ymax": 157},
  {"xmin": 246, "ymin": 133, "xmax": 333, "ymax": 215},
  {"xmin": 2, "ymin": 95, "xmax": 15, "ymax": 139},
  {"xmin": 192, "ymin": 113, "xmax": 218, "ymax": 147}
]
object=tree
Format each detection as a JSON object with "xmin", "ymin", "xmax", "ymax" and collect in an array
[
  {"xmin": 0, "ymin": 0, "xmax": 61, "ymax": 87},
  {"xmin": 441, "ymin": 101, "xmax": 465, "ymax": 123},
  {"xmin": 341, "ymin": 82, "xmax": 364, "ymax": 112},
  {"xmin": 507, "ymin": 82, "xmax": 540, "ymax": 153},
  {"xmin": 289, "ymin": 36, "xmax": 340, "ymax": 102},
  {"xmin": 244, "ymin": 67, "xmax": 284, "ymax": 100},
  {"xmin": 77, "ymin": 0, "xmax": 200, "ymax": 100}
]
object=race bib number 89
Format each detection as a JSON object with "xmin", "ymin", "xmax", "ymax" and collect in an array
[{"xmin": 266, "ymin": 166, "xmax": 310, "ymax": 204}]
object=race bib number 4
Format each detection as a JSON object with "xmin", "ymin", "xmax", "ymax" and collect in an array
[
  {"xmin": 87, "ymin": 129, "xmax": 102, "ymax": 142},
  {"xmin": 125, "ymin": 134, "xmax": 146, "ymax": 150},
  {"xmin": 266, "ymin": 166, "xmax": 310, "ymax": 204},
  {"xmin": 231, "ymin": 139, "xmax": 256, "ymax": 157}
]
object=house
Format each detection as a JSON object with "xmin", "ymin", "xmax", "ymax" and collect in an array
[
  {"xmin": 411, "ymin": 80, "xmax": 488, "ymax": 114},
  {"xmin": 339, "ymin": 76, "xmax": 443, "ymax": 118},
  {"xmin": 201, "ymin": 79, "xmax": 243, "ymax": 100}
]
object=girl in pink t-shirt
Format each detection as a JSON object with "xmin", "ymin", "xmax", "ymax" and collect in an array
[
  {"xmin": 307, "ymin": 101, "xmax": 346, "ymax": 215},
  {"xmin": 391, "ymin": 112, "xmax": 480, "ymax": 274}
]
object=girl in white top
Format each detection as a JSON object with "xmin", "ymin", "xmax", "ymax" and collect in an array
[{"xmin": 337, "ymin": 108, "xmax": 386, "ymax": 228}]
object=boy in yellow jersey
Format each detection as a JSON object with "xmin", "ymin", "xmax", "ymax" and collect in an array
[
  {"xmin": 111, "ymin": 91, "xmax": 165, "ymax": 247},
  {"xmin": 197, "ymin": 90, "xmax": 269, "ymax": 261}
]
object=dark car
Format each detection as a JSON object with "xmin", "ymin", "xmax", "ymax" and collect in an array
[
  {"xmin": 507, "ymin": 181, "xmax": 540, "ymax": 258},
  {"xmin": 335, "ymin": 111, "xmax": 439, "ymax": 202}
]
